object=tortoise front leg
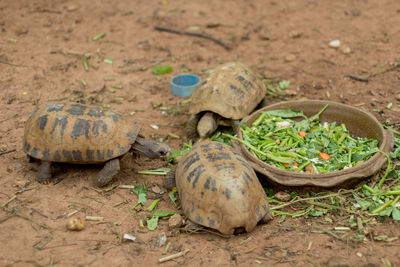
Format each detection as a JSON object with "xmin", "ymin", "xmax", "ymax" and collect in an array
[
  {"xmin": 186, "ymin": 114, "xmax": 201, "ymax": 141},
  {"xmin": 37, "ymin": 161, "xmax": 52, "ymax": 184},
  {"xmin": 94, "ymin": 158, "xmax": 120, "ymax": 187},
  {"xmin": 163, "ymin": 164, "xmax": 177, "ymax": 190},
  {"xmin": 260, "ymin": 212, "xmax": 273, "ymax": 224}
]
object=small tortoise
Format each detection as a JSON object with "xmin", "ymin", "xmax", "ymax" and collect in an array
[
  {"xmin": 187, "ymin": 62, "xmax": 266, "ymax": 140},
  {"xmin": 23, "ymin": 103, "xmax": 170, "ymax": 187},
  {"xmin": 164, "ymin": 141, "xmax": 272, "ymax": 235}
]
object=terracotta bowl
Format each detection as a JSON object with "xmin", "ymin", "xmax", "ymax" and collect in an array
[{"xmin": 232, "ymin": 100, "xmax": 394, "ymax": 187}]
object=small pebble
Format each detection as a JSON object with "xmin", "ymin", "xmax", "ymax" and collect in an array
[
  {"xmin": 123, "ymin": 233, "xmax": 136, "ymax": 241},
  {"xmin": 158, "ymin": 233, "xmax": 167, "ymax": 247},
  {"xmin": 329, "ymin": 40, "xmax": 341, "ymax": 48},
  {"xmin": 289, "ymin": 31, "xmax": 302, "ymax": 38},
  {"xmin": 341, "ymin": 46, "xmax": 352, "ymax": 54},
  {"xmin": 285, "ymin": 54, "xmax": 296, "ymax": 62},
  {"xmin": 13, "ymin": 163, "xmax": 22, "ymax": 168},
  {"xmin": 0, "ymin": 144, "xmax": 7, "ymax": 152},
  {"xmin": 66, "ymin": 5, "xmax": 78, "ymax": 12},
  {"xmin": 168, "ymin": 214, "xmax": 184, "ymax": 229},
  {"xmin": 152, "ymin": 185, "xmax": 161, "ymax": 194},
  {"xmin": 66, "ymin": 217, "xmax": 84, "ymax": 231},
  {"xmin": 274, "ymin": 191, "xmax": 291, "ymax": 202}
]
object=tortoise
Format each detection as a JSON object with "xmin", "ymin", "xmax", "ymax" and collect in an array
[
  {"xmin": 23, "ymin": 103, "xmax": 171, "ymax": 187},
  {"xmin": 164, "ymin": 141, "xmax": 272, "ymax": 235},
  {"xmin": 186, "ymin": 62, "xmax": 266, "ymax": 140}
]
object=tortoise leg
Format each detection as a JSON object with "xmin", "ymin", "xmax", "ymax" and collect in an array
[
  {"xmin": 94, "ymin": 158, "xmax": 120, "ymax": 187},
  {"xmin": 37, "ymin": 161, "xmax": 52, "ymax": 184},
  {"xmin": 185, "ymin": 219, "xmax": 202, "ymax": 230},
  {"xmin": 232, "ymin": 120, "xmax": 241, "ymax": 135},
  {"xmin": 27, "ymin": 155, "xmax": 35, "ymax": 163},
  {"xmin": 163, "ymin": 165, "xmax": 177, "ymax": 190},
  {"xmin": 186, "ymin": 114, "xmax": 201, "ymax": 141},
  {"xmin": 260, "ymin": 212, "xmax": 273, "ymax": 224},
  {"xmin": 197, "ymin": 112, "xmax": 220, "ymax": 139}
]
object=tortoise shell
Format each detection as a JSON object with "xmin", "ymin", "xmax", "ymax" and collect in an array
[
  {"xmin": 188, "ymin": 62, "xmax": 266, "ymax": 120},
  {"xmin": 23, "ymin": 103, "xmax": 140, "ymax": 164},
  {"xmin": 175, "ymin": 141, "xmax": 271, "ymax": 235}
]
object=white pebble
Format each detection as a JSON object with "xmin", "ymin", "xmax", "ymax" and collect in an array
[
  {"xmin": 151, "ymin": 124, "xmax": 159, "ymax": 130},
  {"xmin": 123, "ymin": 233, "xmax": 136, "ymax": 241},
  {"xmin": 329, "ymin": 40, "xmax": 341, "ymax": 48}
]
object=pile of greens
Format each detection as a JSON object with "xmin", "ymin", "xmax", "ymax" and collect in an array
[{"xmin": 237, "ymin": 105, "xmax": 380, "ymax": 173}]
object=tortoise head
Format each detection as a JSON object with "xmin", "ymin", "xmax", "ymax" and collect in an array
[
  {"xmin": 131, "ymin": 137, "xmax": 171, "ymax": 159},
  {"xmin": 197, "ymin": 112, "xmax": 220, "ymax": 139}
]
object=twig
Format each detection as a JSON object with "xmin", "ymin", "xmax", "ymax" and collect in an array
[
  {"xmin": 312, "ymin": 227, "xmax": 346, "ymax": 241},
  {"xmin": 347, "ymin": 74, "xmax": 369, "ymax": 82},
  {"xmin": 0, "ymin": 60, "xmax": 25, "ymax": 67},
  {"xmin": 154, "ymin": 25, "xmax": 231, "ymax": 50},
  {"xmin": 369, "ymin": 62, "xmax": 400, "ymax": 77},
  {"xmin": 270, "ymin": 190, "xmax": 353, "ymax": 211},
  {"xmin": 163, "ymin": 241, "xmax": 171, "ymax": 255},
  {"xmin": 159, "ymin": 249, "xmax": 190, "ymax": 263},
  {"xmin": 2, "ymin": 207, "xmax": 50, "ymax": 229},
  {"xmin": 1, "ymin": 195, "xmax": 16, "ymax": 208},
  {"xmin": 305, "ymin": 200, "xmax": 360, "ymax": 215},
  {"xmin": 0, "ymin": 149, "xmax": 16, "ymax": 156},
  {"xmin": 0, "ymin": 114, "xmax": 19, "ymax": 123}
]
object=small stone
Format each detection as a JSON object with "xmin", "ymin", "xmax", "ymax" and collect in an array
[
  {"xmin": 168, "ymin": 214, "xmax": 184, "ymax": 229},
  {"xmin": 284, "ymin": 89, "xmax": 298, "ymax": 96},
  {"xmin": 356, "ymin": 252, "xmax": 363, "ymax": 257},
  {"xmin": 396, "ymin": 93, "xmax": 400, "ymax": 101},
  {"xmin": 341, "ymin": 46, "xmax": 352, "ymax": 54},
  {"xmin": 274, "ymin": 191, "xmax": 291, "ymax": 202},
  {"xmin": 13, "ymin": 163, "xmax": 22, "ymax": 168},
  {"xmin": 152, "ymin": 185, "xmax": 161, "ymax": 194},
  {"xmin": 285, "ymin": 54, "xmax": 296, "ymax": 62},
  {"xmin": 329, "ymin": 40, "xmax": 341, "ymax": 48},
  {"xmin": 158, "ymin": 233, "xmax": 167, "ymax": 247},
  {"xmin": 66, "ymin": 5, "xmax": 78, "ymax": 12},
  {"xmin": 289, "ymin": 31, "xmax": 302, "ymax": 38},
  {"xmin": 0, "ymin": 144, "xmax": 7, "ymax": 152},
  {"xmin": 66, "ymin": 217, "xmax": 84, "ymax": 231}
]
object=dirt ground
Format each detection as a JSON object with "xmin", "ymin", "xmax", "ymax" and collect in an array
[{"xmin": 1, "ymin": 0, "xmax": 400, "ymax": 266}]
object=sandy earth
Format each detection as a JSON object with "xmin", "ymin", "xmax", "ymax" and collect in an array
[{"xmin": 1, "ymin": 0, "xmax": 400, "ymax": 266}]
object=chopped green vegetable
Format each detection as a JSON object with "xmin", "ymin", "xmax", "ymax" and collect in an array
[
  {"xmin": 93, "ymin": 32, "xmax": 106, "ymax": 41},
  {"xmin": 147, "ymin": 200, "xmax": 159, "ymax": 211},
  {"xmin": 278, "ymin": 80, "xmax": 291, "ymax": 89},
  {"xmin": 137, "ymin": 168, "xmax": 170, "ymax": 175},
  {"xmin": 238, "ymin": 105, "xmax": 379, "ymax": 173},
  {"xmin": 146, "ymin": 216, "xmax": 159, "ymax": 230},
  {"xmin": 169, "ymin": 191, "xmax": 178, "ymax": 206},
  {"xmin": 147, "ymin": 210, "xmax": 177, "ymax": 230},
  {"xmin": 152, "ymin": 65, "xmax": 173, "ymax": 75},
  {"xmin": 131, "ymin": 184, "xmax": 147, "ymax": 209},
  {"xmin": 104, "ymin": 58, "xmax": 113, "ymax": 64}
]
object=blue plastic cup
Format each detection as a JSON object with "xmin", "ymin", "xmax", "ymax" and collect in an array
[{"xmin": 170, "ymin": 74, "xmax": 201, "ymax": 98}]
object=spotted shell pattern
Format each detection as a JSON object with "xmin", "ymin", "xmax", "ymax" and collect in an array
[
  {"xmin": 23, "ymin": 103, "xmax": 140, "ymax": 164},
  {"xmin": 188, "ymin": 62, "xmax": 266, "ymax": 120},
  {"xmin": 175, "ymin": 141, "xmax": 270, "ymax": 235}
]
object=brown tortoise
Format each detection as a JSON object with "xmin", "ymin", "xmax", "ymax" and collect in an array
[
  {"xmin": 23, "ymin": 103, "xmax": 170, "ymax": 187},
  {"xmin": 164, "ymin": 141, "xmax": 272, "ymax": 235},
  {"xmin": 186, "ymin": 62, "xmax": 266, "ymax": 140}
]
